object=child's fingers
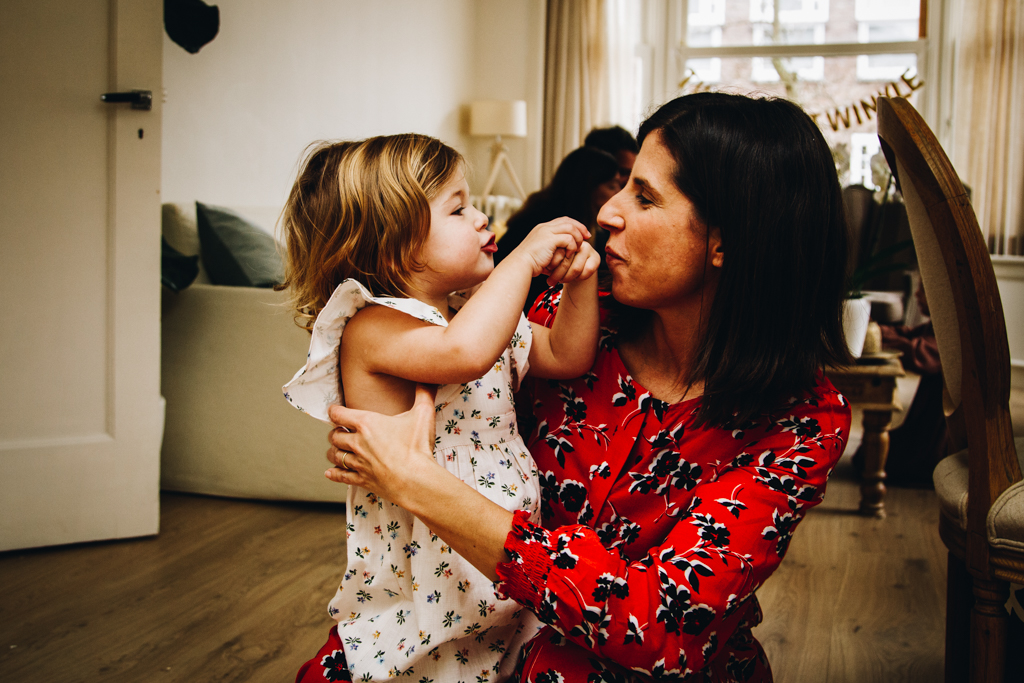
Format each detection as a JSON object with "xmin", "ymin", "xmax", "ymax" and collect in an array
[
  {"xmin": 540, "ymin": 247, "xmax": 567, "ymax": 276},
  {"xmin": 539, "ymin": 232, "xmax": 580, "ymax": 276},
  {"xmin": 546, "ymin": 247, "xmax": 578, "ymax": 284},
  {"xmin": 538, "ymin": 216, "xmax": 590, "ymax": 244}
]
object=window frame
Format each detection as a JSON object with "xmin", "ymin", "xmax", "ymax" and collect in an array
[{"xmin": 641, "ymin": 0, "xmax": 942, "ymax": 129}]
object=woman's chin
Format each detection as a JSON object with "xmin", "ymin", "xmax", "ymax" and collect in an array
[{"xmin": 609, "ymin": 280, "xmax": 637, "ymax": 307}]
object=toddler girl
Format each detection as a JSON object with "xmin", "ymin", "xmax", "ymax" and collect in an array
[{"xmin": 280, "ymin": 134, "xmax": 599, "ymax": 682}]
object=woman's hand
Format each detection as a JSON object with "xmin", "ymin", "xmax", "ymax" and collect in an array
[
  {"xmin": 509, "ymin": 216, "xmax": 590, "ymax": 279},
  {"xmin": 324, "ymin": 383, "xmax": 514, "ymax": 581},
  {"xmin": 324, "ymin": 384, "xmax": 439, "ymax": 504},
  {"xmin": 548, "ymin": 240, "xmax": 601, "ymax": 285}
]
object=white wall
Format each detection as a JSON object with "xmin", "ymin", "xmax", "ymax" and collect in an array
[
  {"xmin": 161, "ymin": 0, "xmax": 546, "ymax": 209},
  {"xmin": 993, "ymin": 259, "xmax": 1024, "ymax": 390},
  {"xmin": 466, "ymin": 1, "xmax": 546, "ymax": 197}
]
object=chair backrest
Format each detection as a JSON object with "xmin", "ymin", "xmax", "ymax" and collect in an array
[{"xmin": 876, "ymin": 97, "xmax": 1019, "ymax": 557}]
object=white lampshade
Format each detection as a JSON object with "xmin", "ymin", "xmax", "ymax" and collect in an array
[{"xmin": 469, "ymin": 100, "xmax": 527, "ymax": 138}]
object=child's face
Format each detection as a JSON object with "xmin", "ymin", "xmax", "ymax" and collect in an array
[{"xmin": 417, "ymin": 171, "xmax": 494, "ymax": 293}]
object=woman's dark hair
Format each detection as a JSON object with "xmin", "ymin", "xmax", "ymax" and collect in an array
[
  {"xmin": 496, "ymin": 146, "xmax": 619, "ymax": 312},
  {"xmin": 584, "ymin": 125, "xmax": 639, "ymax": 155},
  {"xmin": 613, "ymin": 92, "xmax": 850, "ymax": 427},
  {"xmin": 518, "ymin": 146, "xmax": 619, "ymax": 228}
]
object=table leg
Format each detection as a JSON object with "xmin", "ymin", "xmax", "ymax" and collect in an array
[{"xmin": 858, "ymin": 409, "xmax": 894, "ymax": 518}]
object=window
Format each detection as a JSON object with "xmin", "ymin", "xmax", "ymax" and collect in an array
[
  {"xmin": 687, "ymin": 0, "xmax": 726, "ymax": 82},
  {"xmin": 849, "ymin": 132, "xmax": 883, "ymax": 188},
  {"xmin": 687, "ymin": 26, "xmax": 724, "ymax": 82},
  {"xmin": 856, "ymin": 20, "xmax": 918, "ymax": 80},
  {"xmin": 751, "ymin": 24, "xmax": 825, "ymax": 82},
  {"xmin": 637, "ymin": 0, "xmax": 927, "ymax": 185},
  {"xmin": 689, "ymin": 0, "xmax": 726, "ymax": 25},
  {"xmin": 750, "ymin": 0, "xmax": 829, "ymax": 25}
]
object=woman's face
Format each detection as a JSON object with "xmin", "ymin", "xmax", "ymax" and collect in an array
[{"xmin": 598, "ymin": 131, "xmax": 723, "ymax": 312}]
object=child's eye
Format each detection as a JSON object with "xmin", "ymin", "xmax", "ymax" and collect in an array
[{"xmin": 452, "ymin": 206, "xmax": 465, "ymax": 216}]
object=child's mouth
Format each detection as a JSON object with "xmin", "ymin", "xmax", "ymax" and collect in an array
[{"xmin": 482, "ymin": 234, "xmax": 498, "ymax": 254}]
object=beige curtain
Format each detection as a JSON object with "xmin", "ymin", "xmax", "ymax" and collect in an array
[
  {"xmin": 950, "ymin": 0, "xmax": 1024, "ymax": 255},
  {"xmin": 542, "ymin": 0, "xmax": 606, "ymax": 184}
]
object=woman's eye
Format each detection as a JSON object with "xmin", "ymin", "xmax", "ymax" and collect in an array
[{"xmin": 635, "ymin": 193, "xmax": 652, "ymax": 207}]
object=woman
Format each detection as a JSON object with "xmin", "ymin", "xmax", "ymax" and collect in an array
[
  {"xmin": 585, "ymin": 124, "xmax": 639, "ymax": 188},
  {"xmin": 496, "ymin": 145, "xmax": 621, "ymax": 313},
  {"xmin": 315, "ymin": 93, "xmax": 852, "ymax": 682}
]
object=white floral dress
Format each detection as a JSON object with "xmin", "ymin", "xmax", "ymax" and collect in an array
[{"xmin": 283, "ymin": 279, "xmax": 543, "ymax": 682}]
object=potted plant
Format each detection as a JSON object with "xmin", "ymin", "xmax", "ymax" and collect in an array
[{"xmin": 844, "ymin": 171, "xmax": 914, "ymax": 358}]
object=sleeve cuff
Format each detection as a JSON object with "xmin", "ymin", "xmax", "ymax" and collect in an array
[{"xmin": 495, "ymin": 510, "xmax": 555, "ymax": 609}]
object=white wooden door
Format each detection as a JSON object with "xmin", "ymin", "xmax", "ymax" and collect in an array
[{"xmin": 0, "ymin": 0, "xmax": 164, "ymax": 550}]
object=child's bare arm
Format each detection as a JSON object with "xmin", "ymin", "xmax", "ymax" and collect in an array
[
  {"xmin": 345, "ymin": 218, "xmax": 590, "ymax": 386},
  {"xmin": 527, "ymin": 243, "xmax": 601, "ymax": 379}
]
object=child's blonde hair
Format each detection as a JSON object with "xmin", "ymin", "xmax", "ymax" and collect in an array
[{"xmin": 281, "ymin": 134, "xmax": 464, "ymax": 330}]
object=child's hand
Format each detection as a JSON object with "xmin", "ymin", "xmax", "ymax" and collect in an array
[
  {"xmin": 510, "ymin": 217, "xmax": 590, "ymax": 278},
  {"xmin": 546, "ymin": 241, "xmax": 600, "ymax": 285}
]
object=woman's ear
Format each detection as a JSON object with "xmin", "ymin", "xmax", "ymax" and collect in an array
[{"xmin": 709, "ymin": 227, "xmax": 724, "ymax": 268}]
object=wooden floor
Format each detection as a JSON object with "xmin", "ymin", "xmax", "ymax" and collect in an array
[
  {"xmin": 0, "ymin": 494, "xmax": 347, "ymax": 683},
  {"xmin": 756, "ymin": 456, "xmax": 947, "ymax": 682},
  {"xmin": 5, "ymin": 377, "xmax": 1018, "ymax": 682}
]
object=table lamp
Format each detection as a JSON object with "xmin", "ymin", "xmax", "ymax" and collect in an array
[{"xmin": 470, "ymin": 99, "xmax": 528, "ymax": 200}]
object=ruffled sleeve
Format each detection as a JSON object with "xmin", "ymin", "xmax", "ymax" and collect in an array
[{"xmin": 282, "ymin": 279, "xmax": 448, "ymax": 423}]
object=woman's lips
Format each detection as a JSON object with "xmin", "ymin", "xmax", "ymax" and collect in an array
[
  {"xmin": 482, "ymin": 234, "xmax": 498, "ymax": 254},
  {"xmin": 605, "ymin": 247, "xmax": 624, "ymax": 266}
]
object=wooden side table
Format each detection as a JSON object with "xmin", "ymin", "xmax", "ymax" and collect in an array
[{"xmin": 826, "ymin": 356, "xmax": 905, "ymax": 518}]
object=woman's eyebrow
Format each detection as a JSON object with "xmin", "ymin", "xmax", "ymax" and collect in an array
[{"xmin": 633, "ymin": 177, "xmax": 662, "ymax": 202}]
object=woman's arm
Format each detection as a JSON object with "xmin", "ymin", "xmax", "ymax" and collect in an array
[{"xmin": 346, "ymin": 218, "xmax": 593, "ymax": 386}]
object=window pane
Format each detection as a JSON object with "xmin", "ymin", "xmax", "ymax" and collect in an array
[
  {"xmin": 676, "ymin": 54, "xmax": 922, "ymax": 186},
  {"xmin": 687, "ymin": 0, "xmax": 920, "ymax": 47}
]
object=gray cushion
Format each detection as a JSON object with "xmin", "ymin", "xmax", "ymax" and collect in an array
[
  {"xmin": 196, "ymin": 202, "xmax": 284, "ymax": 288},
  {"xmin": 933, "ymin": 437, "xmax": 1024, "ymax": 549},
  {"xmin": 161, "ymin": 236, "xmax": 199, "ymax": 292}
]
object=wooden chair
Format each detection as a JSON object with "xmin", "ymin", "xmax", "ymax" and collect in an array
[{"xmin": 876, "ymin": 96, "xmax": 1024, "ymax": 682}]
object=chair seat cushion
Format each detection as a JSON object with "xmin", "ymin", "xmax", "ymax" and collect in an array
[{"xmin": 933, "ymin": 437, "xmax": 1024, "ymax": 550}]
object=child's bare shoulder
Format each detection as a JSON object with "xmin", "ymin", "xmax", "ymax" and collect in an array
[{"xmin": 343, "ymin": 304, "xmax": 431, "ymax": 348}]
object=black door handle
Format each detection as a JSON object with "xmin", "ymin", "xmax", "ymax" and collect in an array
[{"xmin": 100, "ymin": 90, "xmax": 152, "ymax": 111}]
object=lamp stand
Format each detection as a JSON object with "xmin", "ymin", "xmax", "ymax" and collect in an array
[{"xmin": 481, "ymin": 136, "xmax": 526, "ymax": 200}]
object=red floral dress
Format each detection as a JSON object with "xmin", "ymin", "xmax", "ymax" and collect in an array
[{"xmin": 495, "ymin": 292, "xmax": 851, "ymax": 682}]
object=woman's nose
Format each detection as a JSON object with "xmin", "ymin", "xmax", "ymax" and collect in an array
[{"xmin": 597, "ymin": 190, "xmax": 625, "ymax": 231}]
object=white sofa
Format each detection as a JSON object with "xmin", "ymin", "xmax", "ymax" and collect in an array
[{"xmin": 160, "ymin": 203, "xmax": 344, "ymax": 502}]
